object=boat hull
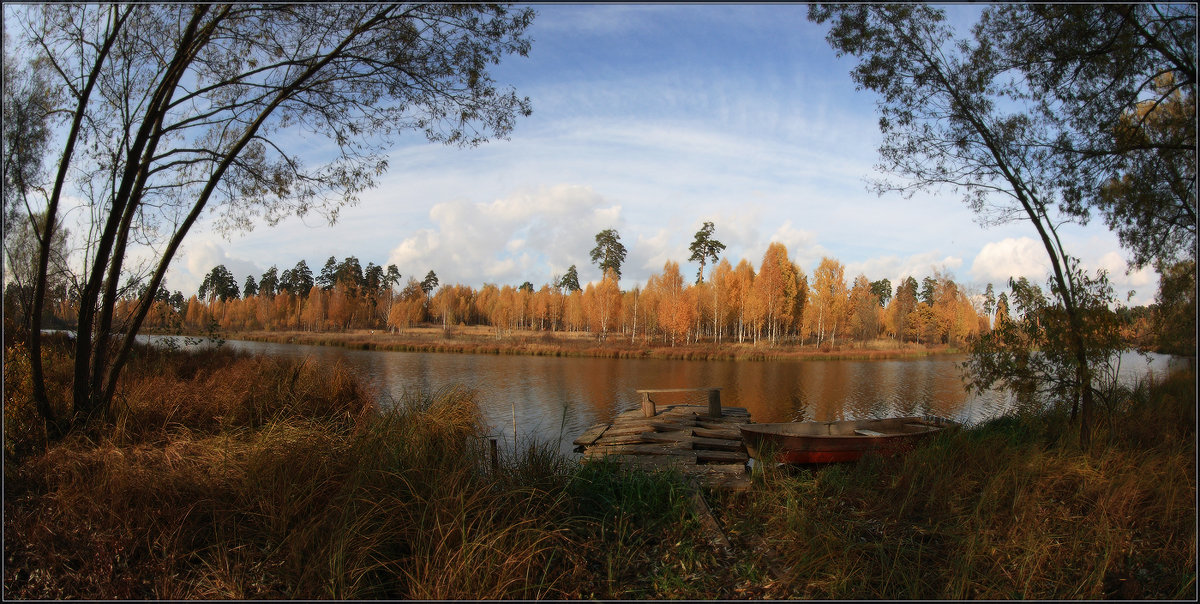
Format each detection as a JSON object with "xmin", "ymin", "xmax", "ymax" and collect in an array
[{"xmin": 738, "ymin": 416, "xmax": 955, "ymax": 464}]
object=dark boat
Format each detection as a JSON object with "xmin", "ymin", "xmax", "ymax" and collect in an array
[{"xmin": 738, "ymin": 416, "xmax": 956, "ymax": 464}]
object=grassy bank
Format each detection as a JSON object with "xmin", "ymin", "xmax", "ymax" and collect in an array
[
  {"xmin": 216, "ymin": 326, "xmax": 947, "ymax": 362},
  {"xmin": 4, "ymin": 339, "xmax": 1194, "ymax": 599}
]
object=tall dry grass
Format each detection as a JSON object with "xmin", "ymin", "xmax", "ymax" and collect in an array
[
  {"xmin": 727, "ymin": 369, "xmax": 1196, "ymax": 600},
  {"xmin": 3, "ymin": 342, "xmax": 593, "ymax": 599}
]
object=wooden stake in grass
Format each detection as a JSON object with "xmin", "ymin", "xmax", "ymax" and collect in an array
[{"xmin": 490, "ymin": 438, "xmax": 499, "ymax": 473}]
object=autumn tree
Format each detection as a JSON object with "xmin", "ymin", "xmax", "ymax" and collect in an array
[
  {"xmin": 708, "ymin": 258, "xmax": 733, "ymax": 343},
  {"xmin": 750, "ymin": 242, "xmax": 797, "ymax": 344},
  {"xmin": 11, "ymin": 3, "xmax": 534, "ymax": 435},
  {"xmin": 847, "ymin": 274, "xmax": 880, "ymax": 342},
  {"xmin": 589, "ymin": 228, "xmax": 627, "ymax": 281},
  {"xmin": 688, "ymin": 221, "xmax": 726, "ymax": 284},
  {"xmin": 890, "ymin": 277, "xmax": 918, "ymax": 342},
  {"xmin": 655, "ymin": 261, "xmax": 694, "ymax": 346},
  {"xmin": 729, "ymin": 259, "xmax": 755, "ymax": 343},
  {"xmin": 582, "ymin": 269, "xmax": 622, "ymax": 341},
  {"xmin": 806, "ymin": 257, "xmax": 847, "ymax": 347},
  {"xmin": 389, "ymin": 277, "xmax": 427, "ymax": 332}
]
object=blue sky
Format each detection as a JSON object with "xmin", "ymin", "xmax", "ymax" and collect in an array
[{"xmin": 168, "ymin": 4, "xmax": 1156, "ymax": 304}]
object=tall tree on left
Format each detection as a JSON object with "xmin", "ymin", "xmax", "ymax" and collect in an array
[{"xmin": 8, "ymin": 4, "xmax": 535, "ymax": 437}]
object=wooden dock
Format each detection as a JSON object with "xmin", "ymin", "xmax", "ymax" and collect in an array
[{"xmin": 572, "ymin": 388, "xmax": 753, "ymax": 491}]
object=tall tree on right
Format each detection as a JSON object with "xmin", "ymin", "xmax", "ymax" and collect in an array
[
  {"xmin": 808, "ymin": 4, "xmax": 1189, "ymax": 446},
  {"xmin": 688, "ymin": 221, "xmax": 726, "ymax": 284},
  {"xmin": 589, "ymin": 228, "xmax": 627, "ymax": 281},
  {"xmin": 984, "ymin": 4, "xmax": 1195, "ymax": 273}
]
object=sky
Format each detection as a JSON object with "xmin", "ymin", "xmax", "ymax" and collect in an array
[{"xmin": 160, "ymin": 4, "xmax": 1157, "ymax": 304}]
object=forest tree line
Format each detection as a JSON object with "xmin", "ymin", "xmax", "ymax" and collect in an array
[{"xmin": 37, "ymin": 241, "xmax": 1156, "ymax": 350}]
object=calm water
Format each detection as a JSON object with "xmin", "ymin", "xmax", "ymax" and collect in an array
[{"xmin": 138, "ymin": 335, "xmax": 1184, "ymax": 455}]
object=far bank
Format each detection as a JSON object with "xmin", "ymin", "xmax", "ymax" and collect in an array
[{"xmin": 169, "ymin": 325, "xmax": 954, "ymax": 362}]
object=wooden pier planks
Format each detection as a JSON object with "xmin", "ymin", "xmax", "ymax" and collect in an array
[{"xmin": 574, "ymin": 403, "xmax": 753, "ymax": 490}]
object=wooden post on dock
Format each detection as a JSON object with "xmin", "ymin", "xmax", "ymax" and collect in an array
[
  {"xmin": 707, "ymin": 388, "xmax": 721, "ymax": 418},
  {"xmin": 635, "ymin": 387, "xmax": 722, "ymax": 418},
  {"xmin": 641, "ymin": 392, "xmax": 655, "ymax": 417}
]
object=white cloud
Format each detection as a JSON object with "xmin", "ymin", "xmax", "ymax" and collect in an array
[
  {"xmin": 168, "ymin": 239, "xmax": 263, "ymax": 297},
  {"xmin": 969, "ymin": 237, "xmax": 1052, "ymax": 284},
  {"xmin": 385, "ymin": 184, "xmax": 623, "ymax": 287},
  {"xmin": 966, "ymin": 237, "xmax": 1158, "ymax": 305},
  {"xmin": 846, "ymin": 253, "xmax": 963, "ymax": 288},
  {"xmin": 768, "ymin": 220, "xmax": 826, "ymax": 269}
]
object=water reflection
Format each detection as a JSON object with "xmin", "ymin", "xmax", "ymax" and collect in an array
[{"xmin": 134, "ymin": 335, "xmax": 1181, "ymax": 456}]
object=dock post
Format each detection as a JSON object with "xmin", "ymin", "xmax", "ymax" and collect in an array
[
  {"xmin": 707, "ymin": 389, "xmax": 721, "ymax": 418},
  {"xmin": 490, "ymin": 438, "xmax": 499, "ymax": 473},
  {"xmin": 641, "ymin": 392, "xmax": 655, "ymax": 417}
]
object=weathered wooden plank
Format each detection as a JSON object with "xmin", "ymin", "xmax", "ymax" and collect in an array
[
  {"xmin": 608, "ymin": 417, "xmax": 697, "ymax": 431},
  {"xmin": 689, "ymin": 436, "xmax": 745, "ymax": 451},
  {"xmin": 596, "ymin": 433, "xmax": 662, "ymax": 446},
  {"xmin": 639, "ymin": 430, "xmax": 696, "ymax": 444},
  {"xmin": 572, "ymin": 424, "xmax": 610, "ymax": 446},
  {"xmin": 661, "ymin": 405, "xmax": 749, "ymax": 417},
  {"xmin": 635, "ymin": 387, "xmax": 721, "ymax": 394},
  {"xmin": 696, "ymin": 449, "xmax": 749, "ymax": 463},
  {"xmin": 692, "ymin": 427, "xmax": 741, "ymax": 440},
  {"xmin": 690, "ymin": 489, "xmax": 733, "ymax": 552},
  {"xmin": 601, "ymin": 424, "xmax": 657, "ymax": 437},
  {"xmin": 696, "ymin": 419, "xmax": 746, "ymax": 429},
  {"xmin": 585, "ymin": 453, "xmax": 699, "ymax": 466},
  {"xmin": 646, "ymin": 420, "xmax": 699, "ymax": 431},
  {"xmin": 854, "ymin": 429, "xmax": 885, "ymax": 437},
  {"xmin": 585, "ymin": 442, "xmax": 693, "ymax": 456}
]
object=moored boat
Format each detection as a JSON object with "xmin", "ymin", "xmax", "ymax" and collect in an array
[{"xmin": 738, "ymin": 416, "xmax": 957, "ymax": 464}]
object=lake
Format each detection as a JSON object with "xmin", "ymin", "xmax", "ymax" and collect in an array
[{"xmin": 138, "ymin": 335, "xmax": 1184, "ymax": 455}]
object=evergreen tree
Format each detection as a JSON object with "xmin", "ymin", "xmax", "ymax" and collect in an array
[
  {"xmin": 559, "ymin": 265, "xmax": 582, "ymax": 292},
  {"xmin": 589, "ymin": 229, "xmax": 627, "ymax": 281},
  {"xmin": 688, "ymin": 221, "xmax": 726, "ymax": 284}
]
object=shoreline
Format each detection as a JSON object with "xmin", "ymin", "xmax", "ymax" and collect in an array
[{"xmin": 155, "ymin": 327, "xmax": 959, "ymax": 362}]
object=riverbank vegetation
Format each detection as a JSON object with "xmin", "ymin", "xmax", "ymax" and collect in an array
[
  {"xmin": 230, "ymin": 326, "xmax": 948, "ymax": 362},
  {"xmin": 5, "ymin": 337, "xmax": 1194, "ymax": 599}
]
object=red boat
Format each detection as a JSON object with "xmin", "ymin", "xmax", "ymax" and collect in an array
[{"xmin": 738, "ymin": 416, "xmax": 956, "ymax": 464}]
